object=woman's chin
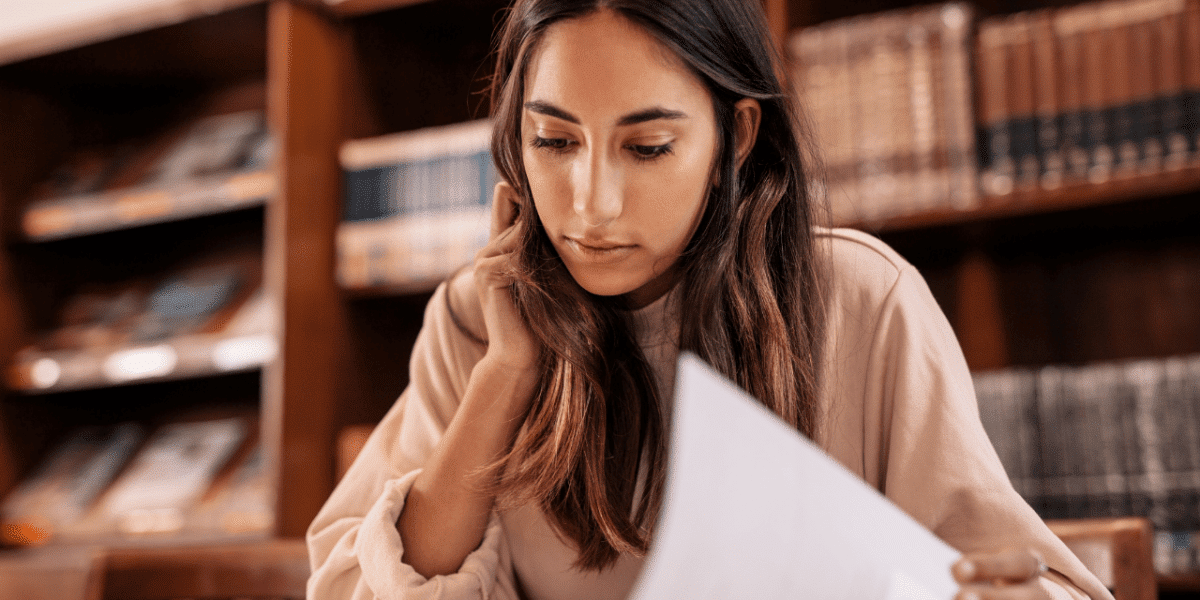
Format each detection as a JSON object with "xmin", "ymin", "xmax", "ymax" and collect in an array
[
  {"xmin": 571, "ymin": 275, "xmax": 641, "ymax": 299},
  {"xmin": 568, "ymin": 269, "xmax": 675, "ymax": 309}
]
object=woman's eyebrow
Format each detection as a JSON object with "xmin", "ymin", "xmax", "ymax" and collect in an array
[{"xmin": 524, "ymin": 101, "xmax": 688, "ymax": 126}]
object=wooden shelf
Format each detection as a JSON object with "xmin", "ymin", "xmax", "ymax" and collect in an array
[
  {"xmin": 21, "ymin": 169, "xmax": 274, "ymax": 242},
  {"xmin": 0, "ymin": 0, "xmax": 266, "ymax": 69},
  {"xmin": 1159, "ymin": 572, "xmax": 1200, "ymax": 592},
  {"xmin": 851, "ymin": 164, "xmax": 1200, "ymax": 233},
  {"xmin": 6, "ymin": 330, "xmax": 278, "ymax": 394}
]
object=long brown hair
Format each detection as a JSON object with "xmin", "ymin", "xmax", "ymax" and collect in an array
[{"xmin": 481, "ymin": 0, "xmax": 827, "ymax": 570}]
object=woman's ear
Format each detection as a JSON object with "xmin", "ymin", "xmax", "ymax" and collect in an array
[{"xmin": 733, "ymin": 98, "xmax": 761, "ymax": 169}]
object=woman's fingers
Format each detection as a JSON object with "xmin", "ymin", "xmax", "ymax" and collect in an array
[
  {"xmin": 490, "ymin": 181, "xmax": 520, "ymax": 240},
  {"xmin": 954, "ymin": 549, "xmax": 1046, "ymax": 585},
  {"xmin": 476, "ymin": 217, "xmax": 523, "ymax": 262},
  {"xmin": 955, "ymin": 582, "xmax": 1048, "ymax": 600}
]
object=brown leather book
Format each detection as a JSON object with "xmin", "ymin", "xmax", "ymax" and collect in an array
[
  {"xmin": 1132, "ymin": 16, "xmax": 1164, "ymax": 172},
  {"xmin": 937, "ymin": 3, "xmax": 979, "ymax": 210},
  {"xmin": 1080, "ymin": 4, "xmax": 1116, "ymax": 182},
  {"xmin": 1054, "ymin": 5, "xmax": 1093, "ymax": 182},
  {"xmin": 976, "ymin": 16, "xmax": 1016, "ymax": 197},
  {"xmin": 1099, "ymin": 1, "xmax": 1137, "ymax": 175},
  {"xmin": 1154, "ymin": 10, "xmax": 1190, "ymax": 169},
  {"xmin": 1183, "ymin": 0, "xmax": 1200, "ymax": 158},
  {"xmin": 1030, "ymin": 10, "xmax": 1066, "ymax": 189},
  {"xmin": 1007, "ymin": 13, "xmax": 1042, "ymax": 191}
]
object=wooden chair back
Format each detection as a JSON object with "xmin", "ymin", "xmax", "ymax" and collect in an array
[{"xmin": 1047, "ymin": 517, "xmax": 1157, "ymax": 600}]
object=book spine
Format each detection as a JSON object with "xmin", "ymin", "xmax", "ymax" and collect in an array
[
  {"xmin": 1082, "ymin": 5, "xmax": 1116, "ymax": 183},
  {"xmin": 907, "ymin": 21, "xmax": 940, "ymax": 212},
  {"xmin": 1161, "ymin": 357, "xmax": 1200, "ymax": 535},
  {"xmin": 831, "ymin": 25, "xmax": 862, "ymax": 223},
  {"xmin": 848, "ymin": 21, "xmax": 881, "ymax": 221},
  {"xmin": 1086, "ymin": 364, "xmax": 1128, "ymax": 518},
  {"xmin": 972, "ymin": 372, "xmax": 1012, "ymax": 490},
  {"xmin": 1029, "ymin": 10, "xmax": 1065, "ymax": 190},
  {"xmin": 938, "ymin": 3, "xmax": 978, "ymax": 210},
  {"xmin": 1102, "ymin": 3, "xmax": 1143, "ymax": 176},
  {"xmin": 1007, "ymin": 14, "xmax": 1041, "ymax": 192},
  {"xmin": 1018, "ymin": 369, "xmax": 1046, "ymax": 515},
  {"xmin": 976, "ymin": 18, "xmax": 1016, "ymax": 197},
  {"xmin": 888, "ymin": 17, "xmax": 916, "ymax": 219},
  {"xmin": 1154, "ymin": 10, "xmax": 1190, "ymax": 169},
  {"xmin": 1131, "ymin": 17, "xmax": 1164, "ymax": 172},
  {"xmin": 1054, "ymin": 8, "xmax": 1091, "ymax": 182},
  {"xmin": 1035, "ymin": 366, "xmax": 1071, "ymax": 520},
  {"xmin": 792, "ymin": 27, "xmax": 845, "ymax": 222},
  {"xmin": 1129, "ymin": 361, "xmax": 1169, "ymax": 532},
  {"xmin": 1182, "ymin": 0, "xmax": 1200, "ymax": 158},
  {"xmin": 861, "ymin": 15, "xmax": 899, "ymax": 222}
]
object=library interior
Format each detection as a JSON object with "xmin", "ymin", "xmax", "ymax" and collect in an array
[{"xmin": 0, "ymin": 0, "xmax": 1197, "ymax": 598}]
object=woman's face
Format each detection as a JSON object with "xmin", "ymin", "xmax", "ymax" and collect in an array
[{"xmin": 522, "ymin": 9, "xmax": 718, "ymax": 307}]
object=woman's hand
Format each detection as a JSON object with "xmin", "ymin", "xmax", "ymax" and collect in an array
[
  {"xmin": 473, "ymin": 181, "xmax": 539, "ymax": 377},
  {"xmin": 397, "ymin": 183, "xmax": 542, "ymax": 578},
  {"xmin": 952, "ymin": 548, "xmax": 1051, "ymax": 600}
]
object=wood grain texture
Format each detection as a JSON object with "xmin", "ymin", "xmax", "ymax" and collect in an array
[
  {"xmin": 955, "ymin": 250, "xmax": 1010, "ymax": 371},
  {"xmin": 266, "ymin": 0, "xmax": 353, "ymax": 538},
  {"xmin": 102, "ymin": 539, "xmax": 308, "ymax": 600},
  {"xmin": 0, "ymin": 0, "xmax": 266, "ymax": 68},
  {"xmin": 1048, "ymin": 517, "xmax": 1157, "ymax": 600}
]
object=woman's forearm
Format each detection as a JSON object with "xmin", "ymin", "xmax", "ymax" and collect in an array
[{"xmin": 397, "ymin": 356, "xmax": 536, "ymax": 578}]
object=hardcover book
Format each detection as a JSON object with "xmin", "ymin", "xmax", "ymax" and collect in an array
[
  {"xmin": 97, "ymin": 417, "xmax": 248, "ymax": 536},
  {"xmin": 0, "ymin": 423, "xmax": 144, "ymax": 544}
]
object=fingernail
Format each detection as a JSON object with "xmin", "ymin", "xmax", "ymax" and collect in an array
[
  {"xmin": 954, "ymin": 560, "xmax": 976, "ymax": 581},
  {"xmin": 960, "ymin": 592, "xmax": 981, "ymax": 600}
]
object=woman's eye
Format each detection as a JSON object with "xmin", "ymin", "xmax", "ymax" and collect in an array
[
  {"xmin": 628, "ymin": 143, "xmax": 673, "ymax": 162},
  {"xmin": 531, "ymin": 136, "xmax": 573, "ymax": 152}
]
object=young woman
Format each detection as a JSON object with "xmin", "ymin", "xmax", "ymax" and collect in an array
[{"xmin": 307, "ymin": 1, "xmax": 1112, "ymax": 599}]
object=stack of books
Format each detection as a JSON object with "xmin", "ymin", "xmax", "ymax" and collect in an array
[
  {"xmin": 5, "ymin": 249, "xmax": 276, "ymax": 393},
  {"xmin": 788, "ymin": 2, "xmax": 979, "ymax": 225},
  {"xmin": 0, "ymin": 416, "xmax": 270, "ymax": 546},
  {"xmin": 338, "ymin": 119, "xmax": 498, "ymax": 293},
  {"xmin": 974, "ymin": 0, "xmax": 1200, "ymax": 196},
  {"xmin": 22, "ymin": 109, "xmax": 275, "ymax": 241},
  {"xmin": 973, "ymin": 354, "xmax": 1200, "ymax": 576}
]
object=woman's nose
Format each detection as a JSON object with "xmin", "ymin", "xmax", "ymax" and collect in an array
[{"xmin": 573, "ymin": 151, "xmax": 623, "ymax": 226}]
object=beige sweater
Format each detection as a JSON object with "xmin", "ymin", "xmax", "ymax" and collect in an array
[{"xmin": 306, "ymin": 228, "xmax": 1113, "ymax": 600}]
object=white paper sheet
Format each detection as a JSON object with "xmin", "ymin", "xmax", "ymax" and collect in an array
[{"xmin": 629, "ymin": 353, "xmax": 961, "ymax": 600}]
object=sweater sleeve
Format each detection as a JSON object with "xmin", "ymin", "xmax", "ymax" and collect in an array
[
  {"xmin": 305, "ymin": 280, "xmax": 521, "ymax": 600},
  {"xmin": 866, "ymin": 265, "xmax": 1113, "ymax": 600}
]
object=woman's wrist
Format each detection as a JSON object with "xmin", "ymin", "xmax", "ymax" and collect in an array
[{"xmin": 467, "ymin": 354, "xmax": 539, "ymax": 418}]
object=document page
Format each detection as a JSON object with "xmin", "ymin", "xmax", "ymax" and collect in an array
[{"xmin": 629, "ymin": 353, "xmax": 961, "ymax": 600}]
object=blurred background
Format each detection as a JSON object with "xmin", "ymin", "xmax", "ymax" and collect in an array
[{"xmin": 0, "ymin": 0, "xmax": 1197, "ymax": 598}]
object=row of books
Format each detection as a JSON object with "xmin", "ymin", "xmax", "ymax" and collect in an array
[
  {"xmin": 974, "ymin": 0, "xmax": 1200, "ymax": 196},
  {"xmin": 788, "ymin": 2, "xmax": 980, "ymax": 224},
  {"xmin": 973, "ymin": 354, "xmax": 1200, "ymax": 575},
  {"xmin": 338, "ymin": 119, "xmax": 497, "ymax": 292},
  {"xmin": 0, "ymin": 416, "xmax": 271, "ymax": 547},
  {"xmin": 788, "ymin": 0, "xmax": 1200, "ymax": 226},
  {"xmin": 22, "ymin": 109, "xmax": 275, "ymax": 241},
  {"xmin": 5, "ymin": 249, "xmax": 276, "ymax": 393}
]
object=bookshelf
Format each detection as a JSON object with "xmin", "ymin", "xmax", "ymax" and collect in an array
[{"xmin": 0, "ymin": 0, "xmax": 353, "ymax": 557}]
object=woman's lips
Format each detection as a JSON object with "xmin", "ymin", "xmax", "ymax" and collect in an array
[{"xmin": 565, "ymin": 237, "xmax": 636, "ymax": 262}]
